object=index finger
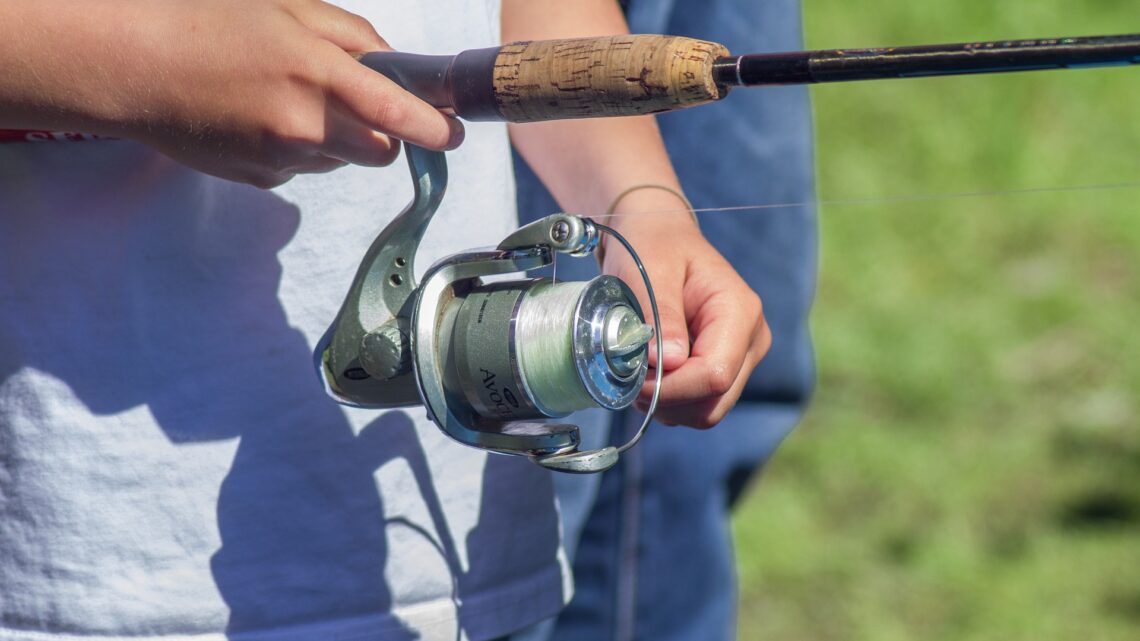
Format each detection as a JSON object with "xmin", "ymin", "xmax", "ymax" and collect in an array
[
  {"xmin": 643, "ymin": 288, "xmax": 762, "ymax": 405},
  {"xmin": 290, "ymin": 1, "xmax": 389, "ymax": 52},
  {"xmin": 327, "ymin": 47, "xmax": 464, "ymax": 151}
]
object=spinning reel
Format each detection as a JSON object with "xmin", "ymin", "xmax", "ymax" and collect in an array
[{"xmin": 315, "ymin": 144, "xmax": 662, "ymax": 474}]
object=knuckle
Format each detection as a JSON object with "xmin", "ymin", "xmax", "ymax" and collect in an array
[
  {"xmin": 691, "ymin": 413, "xmax": 721, "ymax": 430},
  {"xmin": 757, "ymin": 322, "xmax": 773, "ymax": 356},
  {"xmin": 370, "ymin": 95, "xmax": 453, "ymax": 152},
  {"xmin": 707, "ymin": 411, "xmax": 728, "ymax": 428},
  {"xmin": 268, "ymin": 106, "xmax": 323, "ymax": 148},
  {"xmin": 348, "ymin": 13, "xmax": 381, "ymax": 43},
  {"xmin": 661, "ymin": 303, "xmax": 686, "ymax": 324},
  {"xmin": 698, "ymin": 402, "xmax": 732, "ymax": 429},
  {"xmin": 285, "ymin": 41, "xmax": 328, "ymax": 86},
  {"xmin": 706, "ymin": 363, "xmax": 735, "ymax": 397},
  {"xmin": 371, "ymin": 98, "xmax": 407, "ymax": 133},
  {"xmin": 370, "ymin": 140, "xmax": 401, "ymax": 166},
  {"xmin": 745, "ymin": 290, "xmax": 764, "ymax": 322}
]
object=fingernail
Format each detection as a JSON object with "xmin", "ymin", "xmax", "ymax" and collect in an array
[{"xmin": 664, "ymin": 339, "xmax": 688, "ymax": 360}]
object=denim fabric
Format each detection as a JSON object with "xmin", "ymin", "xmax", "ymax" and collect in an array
[{"xmin": 511, "ymin": 0, "xmax": 817, "ymax": 638}]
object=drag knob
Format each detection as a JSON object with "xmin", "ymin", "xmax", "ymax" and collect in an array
[{"xmin": 602, "ymin": 305, "xmax": 653, "ymax": 379}]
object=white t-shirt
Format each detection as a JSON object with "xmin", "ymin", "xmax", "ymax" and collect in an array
[{"xmin": 0, "ymin": 2, "xmax": 571, "ymax": 640}]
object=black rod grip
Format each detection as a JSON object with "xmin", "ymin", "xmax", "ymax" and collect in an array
[{"xmin": 357, "ymin": 48, "xmax": 503, "ymax": 121}]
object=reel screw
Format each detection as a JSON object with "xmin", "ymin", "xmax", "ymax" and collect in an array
[{"xmin": 551, "ymin": 220, "xmax": 571, "ymax": 244}]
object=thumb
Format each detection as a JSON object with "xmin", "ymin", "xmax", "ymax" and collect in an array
[
  {"xmin": 651, "ymin": 298, "xmax": 690, "ymax": 371},
  {"xmin": 601, "ymin": 232, "xmax": 690, "ymax": 371},
  {"xmin": 636, "ymin": 260, "xmax": 689, "ymax": 372}
]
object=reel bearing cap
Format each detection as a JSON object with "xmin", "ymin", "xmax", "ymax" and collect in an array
[{"xmin": 572, "ymin": 277, "xmax": 652, "ymax": 411}]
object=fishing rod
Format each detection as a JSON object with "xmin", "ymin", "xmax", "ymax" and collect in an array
[
  {"xmin": 319, "ymin": 32, "xmax": 1140, "ymax": 474},
  {"xmin": 357, "ymin": 33, "xmax": 1140, "ymax": 122}
]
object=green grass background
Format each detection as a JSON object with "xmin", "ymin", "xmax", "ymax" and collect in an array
[{"xmin": 733, "ymin": 1, "xmax": 1140, "ymax": 639}]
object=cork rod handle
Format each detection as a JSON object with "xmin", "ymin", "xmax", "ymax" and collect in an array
[
  {"xmin": 358, "ymin": 35, "xmax": 731, "ymax": 123},
  {"xmin": 492, "ymin": 35, "xmax": 730, "ymax": 122}
]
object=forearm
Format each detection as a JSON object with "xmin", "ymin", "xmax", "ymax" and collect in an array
[
  {"xmin": 502, "ymin": 0, "xmax": 694, "ymax": 224},
  {"xmin": 0, "ymin": 1, "xmax": 138, "ymax": 134},
  {"xmin": 503, "ymin": 0, "xmax": 771, "ymax": 429}
]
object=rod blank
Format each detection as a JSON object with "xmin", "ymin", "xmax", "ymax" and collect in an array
[{"xmin": 714, "ymin": 34, "xmax": 1140, "ymax": 88}]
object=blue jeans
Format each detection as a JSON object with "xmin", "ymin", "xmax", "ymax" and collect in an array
[{"xmin": 511, "ymin": 0, "xmax": 817, "ymax": 638}]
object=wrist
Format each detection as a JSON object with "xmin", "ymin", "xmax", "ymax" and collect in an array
[
  {"xmin": 597, "ymin": 184, "xmax": 699, "ymax": 265},
  {"xmin": 607, "ymin": 181, "xmax": 695, "ymax": 216}
]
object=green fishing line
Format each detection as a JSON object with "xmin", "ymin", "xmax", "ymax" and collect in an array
[{"xmin": 515, "ymin": 280, "xmax": 596, "ymax": 416}]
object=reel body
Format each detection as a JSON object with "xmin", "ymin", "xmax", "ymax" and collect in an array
[{"xmin": 316, "ymin": 144, "xmax": 658, "ymax": 473}]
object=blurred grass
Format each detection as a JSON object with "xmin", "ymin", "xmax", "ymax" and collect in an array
[{"xmin": 733, "ymin": 1, "xmax": 1140, "ymax": 639}]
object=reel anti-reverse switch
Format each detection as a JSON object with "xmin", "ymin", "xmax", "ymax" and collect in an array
[{"xmin": 315, "ymin": 143, "xmax": 662, "ymax": 474}]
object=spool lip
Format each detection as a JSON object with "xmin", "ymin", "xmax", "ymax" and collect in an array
[{"xmin": 572, "ymin": 276, "xmax": 649, "ymax": 410}]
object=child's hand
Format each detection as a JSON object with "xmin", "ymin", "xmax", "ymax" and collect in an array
[
  {"xmin": 2, "ymin": 0, "xmax": 462, "ymax": 187},
  {"xmin": 601, "ymin": 204, "xmax": 771, "ymax": 428}
]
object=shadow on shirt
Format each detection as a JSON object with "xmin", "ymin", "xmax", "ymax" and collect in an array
[{"xmin": 0, "ymin": 151, "xmax": 559, "ymax": 639}]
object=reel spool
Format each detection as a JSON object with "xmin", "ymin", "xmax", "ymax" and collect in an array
[
  {"xmin": 316, "ymin": 143, "xmax": 661, "ymax": 473},
  {"xmin": 449, "ymin": 277, "xmax": 650, "ymax": 421}
]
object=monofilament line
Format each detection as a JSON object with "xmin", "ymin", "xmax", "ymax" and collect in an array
[
  {"xmin": 583, "ymin": 179, "xmax": 1140, "ymax": 220},
  {"xmin": 516, "ymin": 281, "xmax": 597, "ymax": 416}
]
